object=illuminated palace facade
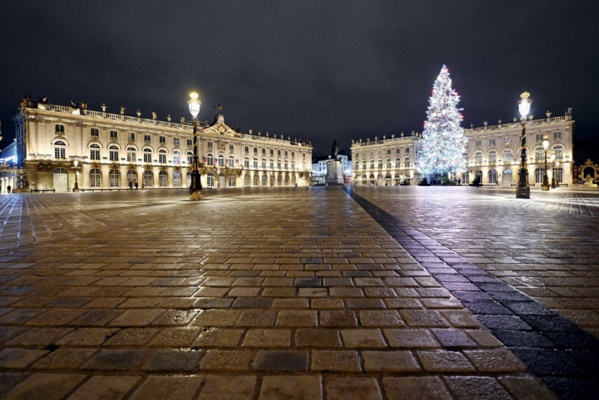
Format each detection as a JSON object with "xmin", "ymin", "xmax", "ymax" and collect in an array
[
  {"xmin": 351, "ymin": 110, "xmax": 574, "ymax": 186},
  {"xmin": 12, "ymin": 100, "xmax": 313, "ymax": 192}
]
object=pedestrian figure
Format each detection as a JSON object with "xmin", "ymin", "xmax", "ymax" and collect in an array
[
  {"xmin": 129, "ymin": 181, "xmax": 133, "ymax": 190},
  {"xmin": 6, "ymin": 185, "xmax": 11, "ymax": 193},
  {"xmin": 135, "ymin": 182, "xmax": 138, "ymax": 190}
]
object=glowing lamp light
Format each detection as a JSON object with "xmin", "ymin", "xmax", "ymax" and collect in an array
[
  {"xmin": 73, "ymin": 160, "xmax": 78, "ymax": 168},
  {"xmin": 518, "ymin": 92, "xmax": 531, "ymax": 118},
  {"xmin": 542, "ymin": 139, "xmax": 549, "ymax": 150},
  {"xmin": 188, "ymin": 92, "xmax": 201, "ymax": 119},
  {"xmin": 550, "ymin": 153, "xmax": 556, "ymax": 162}
]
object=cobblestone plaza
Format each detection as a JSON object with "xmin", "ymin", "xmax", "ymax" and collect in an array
[{"xmin": 0, "ymin": 187, "xmax": 598, "ymax": 399}]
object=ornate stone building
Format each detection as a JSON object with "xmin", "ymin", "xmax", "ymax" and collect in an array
[
  {"xmin": 351, "ymin": 133, "xmax": 420, "ymax": 186},
  {"xmin": 351, "ymin": 109, "xmax": 574, "ymax": 186},
  {"xmin": 12, "ymin": 99, "xmax": 313, "ymax": 192}
]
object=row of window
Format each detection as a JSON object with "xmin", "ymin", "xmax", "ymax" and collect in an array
[
  {"xmin": 355, "ymin": 158, "xmax": 412, "ymax": 170},
  {"xmin": 468, "ymin": 146, "xmax": 564, "ymax": 165},
  {"xmin": 57, "ymin": 168, "xmax": 299, "ymax": 188},
  {"xmin": 472, "ymin": 132, "xmax": 563, "ymax": 149},
  {"xmin": 54, "ymin": 125, "xmax": 307, "ymax": 161},
  {"xmin": 54, "ymin": 141, "xmax": 306, "ymax": 169},
  {"xmin": 355, "ymin": 148, "xmax": 410, "ymax": 160},
  {"xmin": 463, "ymin": 168, "xmax": 564, "ymax": 184}
]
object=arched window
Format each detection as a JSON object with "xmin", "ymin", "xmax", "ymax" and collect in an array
[
  {"xmin": 535, "ymin": 147, "xmax": 544, "ymax": 162},
  {"xmin": 395, "ymin": 158, "xmax": 400, "ymax": 169},
  {"xmin": 284, "ymin": 174, "xmax": 290, "ymax": 186},
  {"xmin": 127, "ymin": 146, "xmax": 137, "ymax": 162},
  {"xmin": 253, "ymin": 157, "xmax": 258, "ymax": 168},
  {"xmin": 277, "ymin": 175, "xmax": 282, "ymax": 186},
  {"xmin": 284, "ymin": 160, "xmax": 288, "ymax": 170},
  {"xmin": 244, "ymin": 174, "xmax": 250, "ymax": 187},
  {"xmin": 89, "ymin": 144, "xmax": 101, "ymax": 161},
  {"xmin": 159, "ymin": 171, "xmax": 167, "ymax": 187},
  {"xmin": 218, "ymin": 154, "xmax": 225, "ymax": 167},
  {"xmin": 206, "ymin": 173, "xmax": 215, "ymax": 188},
  {"xmin": 229, "ymin": 175, "xmax": 236, "ymax": 187},
  {"xmin": 262, "ymin": 174, "xmax": 267, "ymax": 186},
  {"xmin": 488, "ymin": 150, "xmax": 497, "ymax": 165},
  {"xmin": 277, "ymin": 159, "xmax": 281, "ymax": 169},
  {"xmin": 109, "ymin": 170, "xmax": 120, "ymax": 187},
  {"xmin": 354, "ymin": 162, "xmax": 359, "ymax": 171},
  {"xmin": 463, "ymin": 171, "xmax": 470, "ymax": 184},
  {"xmin": 159, "ymin": 149, "xmax": 167, "ymax": 164},
  {"xmin": 143, "ymin": 170, "xmax": 153, "ymax": 187},
  {"xmin": 369, "ymin": 160, "xmax": 375, "ymax": 170},
  {"xmin": 127, "ymin": 170, "xmax": 137, "ymax": 184},
  {"xmin": 503, "ymin": 150, "xmax": 512, "ymax": 163},
  {"xmin": 173, "ymin": 171, "xmax": 182, "ymax": 187},
  {"xmin": 262, "ymin": 158, "xmax": 267, "ymax": 169},
  {"xmin": 253, "ymin": 174, "xmax": 259, "ymax": 186},
  {"xmin": 228, "ymin": 156, "xmax": 235, "ymax": 168},
  {"xmin": 535, "ymin": 167, "xmax": 545, "ymax": 183},
  {"xmin": 109, "ymin": 145, "xmax": 119, "ymax": 162},
  {"xmin": 54, "ymin": 141, "xmax": 66, "ymax": 159},
  {"xmin": 291, "ymin": 162, "xmax": 295, "ymax": 170},
  {"xmin": 186, "ymin": 151, "xmax": 193, "ymax": 165},
  {"xmin": 173, "ymin": 150, "xmax": 181, "ymax": 164},
  {"xmin": 386, "ymin": 159, "xmax": 391, "ymax": 169},
  {"xmin": 476, "ymin": 170, "xmax": 483, "ymax": 182},
  {"xmin": 206, "ymin": 153, "xmax": 214, "ymax": 166},
  {"xmin": 244, "ymin": 156, "xmax": 250, "ymax": 168},
  {"xmin": 90, "ymin": 169, "xmax": 101, "ymax": 188},
  {"xmin": 270, "ymin": 159, "xmax": 274, "ymax": 169},
  {"xmin": 404, "ymin": 157, "xmax": 411, "ymax": 168},
  {"xmin": 474, "ymin": 151, "xmax": 483, "ymax": 165},
  {"xmin": 143, "ymin": 148, "xmax": 152, "ymax": 163},
  {"xmin": 489, "ymin": 169, "xmax": 497, "ymax": 184},
  {"xmin": 378, "ymin": 159, "xmax": 383, "ymax": 169},
  {"xmin": 554, "ymin": 167, "xmax": 563, "ymax": 183},
  {"xmin": 553, "ymin": 145, "xmax": 564, "ymax": 160}
]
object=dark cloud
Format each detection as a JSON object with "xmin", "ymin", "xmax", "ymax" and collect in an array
[{"xmin": 1, "ymin": 1, "xmax": 598, "ymax": 156}]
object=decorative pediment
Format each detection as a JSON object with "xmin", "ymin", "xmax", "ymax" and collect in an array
[{"xmin": 202, "ymin": 122, "xmax": 243, "ymax": 138}]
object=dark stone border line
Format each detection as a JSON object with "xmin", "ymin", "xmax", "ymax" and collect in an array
[{"xmin": 344, "ymin": 187, "xmax": 599, "ymax": 400}]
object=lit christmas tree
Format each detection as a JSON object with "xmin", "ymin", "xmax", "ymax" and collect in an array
[{"xmin": 417, "ymin": 65, "xmax": 467, "ymax": 180}]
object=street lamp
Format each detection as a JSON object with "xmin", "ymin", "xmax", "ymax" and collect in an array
[
  {"xmin": 516, "ymin": 92, "xmax": 531, "ymax": 199},
  {"xmin": 542, "ymin": 138, "xmax": 550, "ymax": 191},
  {"xmin": 72, "ymin": 159, "xmax": 79, "ymax": 192},
  {"xmin": 550, "ymin": 153, "xmax": 557, "ymax": 189},
  {"xmin": 188, "ymin": 91, "xmax": 203, "ymax": 200}
]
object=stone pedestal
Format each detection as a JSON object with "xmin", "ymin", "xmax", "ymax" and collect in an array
[{"xmin": 326, "ymin": 159, "xmax": 344, "ymax": 185}]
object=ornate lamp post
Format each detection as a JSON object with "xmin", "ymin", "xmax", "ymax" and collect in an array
[
  {"xmin": 542, "ymin": 138, "xmax": 550, "ymax": 191},
  {"xmin": 188, "ymin": 92, "xmax": 203, "ymax": 200},
  {"xmin": 552, "ymin": 154, "xmax": 560, "ymax": 188},
  {"xmin": 550, "ymin": 153, "xmax": 556, "ymax": 188},
  {"xmin": 72, "ymin": 159, "xmax": 79, "ymax": 192},
  {"xmin": 516, "ymin": 92, "xmax": 532, "ymax": 199}
]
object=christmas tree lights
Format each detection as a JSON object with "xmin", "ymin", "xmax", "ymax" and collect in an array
[{"xmin": 417, "ymin": 65, "xmax": 467, "ymax": 178}]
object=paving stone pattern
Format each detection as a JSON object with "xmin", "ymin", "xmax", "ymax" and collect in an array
[
  {"xmin": 347, "ymin": 187, "xmax": 599, "ymax": 400},
  {"xmin": 0, "ymin": 187, "xmax": 593, "ymax": 399}
]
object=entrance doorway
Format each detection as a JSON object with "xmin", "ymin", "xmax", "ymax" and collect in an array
[{"xmin": 53, "ymin": 168, "xmax": 68, "ymax": 192}]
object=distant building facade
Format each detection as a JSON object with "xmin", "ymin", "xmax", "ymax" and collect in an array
[
  {"xmin": 351, "ymin": 133, "xmax": 420, "ymax": 186},
  {"xmin": 311, "ymin": 154, "xmax": 352, "ymax": 185},
  {"xmin": 12, "ymin": 100, "xmax": 313, "ymax": 192},
  {"xmin": 351, "ymin": 110, "xmax": 574, "ymax": 186}
]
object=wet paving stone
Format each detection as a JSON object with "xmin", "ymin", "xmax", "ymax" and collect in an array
[{"xmin": 2, "ymin": 188, "xmax": 599, "ymax": 398}]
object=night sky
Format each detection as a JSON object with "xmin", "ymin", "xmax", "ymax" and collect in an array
[{"xmin": 1, "ymin": 1, "xmax": 598, "ymax": 157}]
